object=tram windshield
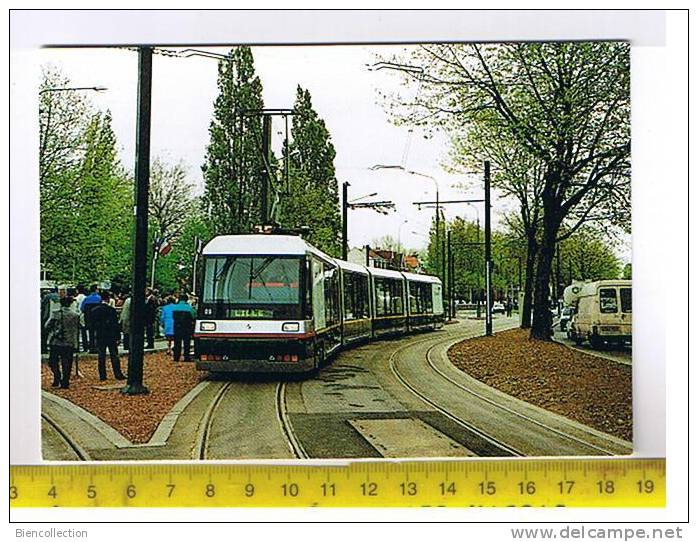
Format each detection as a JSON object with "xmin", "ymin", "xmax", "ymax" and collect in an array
[{"xmin": 201, "ymin": 255, "xmax": 303, "ymax": 319}]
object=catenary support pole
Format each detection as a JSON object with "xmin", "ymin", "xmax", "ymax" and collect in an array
[
  {"xmin": 447, "ymin": 229, "xmax": 453, "ymax": 319},
  {"xmin": 123, "ymin": 47, "xmax": 152, "ymax": 395},
  {"xmin": 342, "ymin": 182, "xmax": 349, "ymax": 260},
  {"xmin": 261, "ymin": 114, "xmax": 272, "ymax": 225},
  {"xmin": 484, "ymin": 160, "xmax": 493, "ymax": 337}
]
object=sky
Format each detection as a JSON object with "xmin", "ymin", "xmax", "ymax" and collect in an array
[{"xmin": 38, "ymin": 44, "xmax": 625, "ymax": 260}]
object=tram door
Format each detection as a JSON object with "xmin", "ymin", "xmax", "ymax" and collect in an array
[{"xmin": 311, "ymin": 258, "xmax": 326, "ymax": 330}]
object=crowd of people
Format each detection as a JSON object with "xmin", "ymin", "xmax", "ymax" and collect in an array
[{"xmin": 41, "ymin": 285, "xmax": 198, "ymax": 389}]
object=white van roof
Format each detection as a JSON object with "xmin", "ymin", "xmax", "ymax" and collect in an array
[{"xmin": 579, "ymin": 279, "xmax": 632, "ymax": 297}]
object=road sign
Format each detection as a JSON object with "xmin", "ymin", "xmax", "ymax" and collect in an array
[{"xmin": 10, "ymin": 459, "xmax": 664, "ymax": 507}]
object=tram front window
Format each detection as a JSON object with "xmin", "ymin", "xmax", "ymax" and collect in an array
[{"xmin": 201, "ymin": 255, "xmax": 303, "ymax": 319}]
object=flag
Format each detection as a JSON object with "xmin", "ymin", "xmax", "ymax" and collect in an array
[{"xmin": 154, "ymin": 238, "xmax": 172, "ymax": 257}]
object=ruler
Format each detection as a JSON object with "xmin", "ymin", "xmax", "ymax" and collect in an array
[{"xmin": 10, "ymin": 459, "xmax": 664, "ymax": 507}]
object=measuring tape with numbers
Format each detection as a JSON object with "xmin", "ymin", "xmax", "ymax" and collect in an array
[{"xmin": 10, "ymin": 459, "xmax": 665, "ymax": 507}]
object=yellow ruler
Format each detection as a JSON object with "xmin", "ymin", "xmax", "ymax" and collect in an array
[{"xmin": 10, "ymin": 459, "xmax": 664, "ymax": 507}]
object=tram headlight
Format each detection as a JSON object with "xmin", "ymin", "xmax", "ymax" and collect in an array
[
  {"xmin": 282, "ymin": 322, "xmax": 300, "ymax": 332},
  {"xmin": 200, "ymin": 321, "xmax": 217, "ymax": 331}
]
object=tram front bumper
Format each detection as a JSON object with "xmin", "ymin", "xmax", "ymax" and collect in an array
[{"xmin": 194, "ymin": 336, "xmax": 315, "ymax": 373}]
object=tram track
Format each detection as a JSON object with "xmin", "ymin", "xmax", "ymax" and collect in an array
[
  {"xmin": 387, "ymin": 320, "xmax": 624, "ymax": 456},
  {"xmin": 194, "ymin": 381, "xmax": 232, "ymax": 460},
  {"xmin": 41, "ymin": 412, "xmax": 90, "ymax": 461},
  {"xmin": 275, "ymin": 382, "xmax": 309, "ymax": 459},
  {"xmin": 387, "ymin": 332, "xmax": 523, "ymax": 457},
  {"xmin": 423, "ymin": 340, "xmax": 620, "ymax": 456},
  {"xmin": 195, "ymin": 380, "xmax": 308, "ymax": 460}
]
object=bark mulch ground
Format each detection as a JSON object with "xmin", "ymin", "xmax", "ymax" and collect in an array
[
  {"xmin": 41, "ymin": 351, "xmax": 205, "ymax": 444},
  {"xmin": 448, "ymin": 328, "xmax": 632, "ymax": 442}
]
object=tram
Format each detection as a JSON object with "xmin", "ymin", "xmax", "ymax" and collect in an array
[{"xmin": 194, "ymin": 234, "xmax": 444, "ymax": 374}]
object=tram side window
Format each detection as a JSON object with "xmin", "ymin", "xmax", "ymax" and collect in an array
[
  {"xmin": 408, "ymin": 282, "xmax": 433, "ymax": 315},
  {"xmin": 423, "ymin": 284, "xmax": 433, "ymax": 314},
  {"xmin": 356, "ymin": 274, "xmax": 369, "ymax": 319},
  {"xmin": 343, "ymin": 272, "xmax": 356, "ymax": 320},
  {"xmin": 389, "ymin": 278, "xmax": 404, "ymax": 315},
  {"xmin": 408, "ymin": 282, "xmax": 418, "ymax": 314},
  {"xmin": 344, "ymin": 272, "xmax": 370, "ymax": 320},
  {"xmin": 324, "ymin": 265, "xmax": 341, "ymax": 327},
  {"xmin": 374, "ymin": 278, "xmax": 388, "ymax": 316}
]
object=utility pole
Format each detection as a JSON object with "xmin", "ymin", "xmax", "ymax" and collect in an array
[
  {"xmin": 342, "ymin": 181, "xmax": 349, "ymax": 260},
  {"xmin": 122, "ymin": 47, "xmax": 152, "ymax": 396},
  {"xmin": 412, "ymin": 197, "xmax": 486, "ymax": 326},
  {"xmin": 435, "ymin": 190, "xmax": 441, "ymax": 284},
  {"xmin": 484, "ymin": 160, "xmax": 493, "ymax": 337},
  {"xmin": 260, "ymin": 114, "xmax": 272, "ymax": 226},
  {"xmin": 440, "ymin": 210, "xmax": 446, "ymax": 289},
  {"xmin": 447, "ymin": 229, "xmax": 455, "ymax": 320},
  {"xmin": 364, "ymin": 244, "xmax": 370, "ymax": 267}
]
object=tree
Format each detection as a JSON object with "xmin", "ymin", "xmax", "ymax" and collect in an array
[
  {"xmin": 73, "ymin": 111, "xmax": 133, "ymax": 284},
  {"xmin": 149, "ymin": 159, "xmax": 196, "ymax": 243},
  {"xmin": 443, "ymin": 218, "xmax": 483, "ymax": 301},
  {"xmin": 147, "ymin": 158, "xmax": 197, "ymax": 288},
  {"xmin": 451, "ymin": 120, "xmax": 544, "ymax": 327},
  {"xmin": 557, "ymin": 228, "xmax": 622, "ymax": 286},
  {"xmin": 202, "ymin": 46, "xmax": 266, "ymax": 236},
  {"xmin": 371, "ymin": 235, "xmax": 406, "ymax": 254},
  {"xmin": 279, "ymin": 86, "xmax": 342, "ymax": 256},
  {"xmin": 40, "ymin": 67, "xmax": 91, "ymax": 280},
  {"xmin": 382, "ymin": 42, "xmax": 630, "ymax": 339},
  {"xmin": 39, "ymin": 66, "xmax": 90, "ymax": 186},
  {"xmin": 622, "ymin": 262, "xmax": 632, "ymax": 280},
  {"xmin": 153, "ymin": 200, "xmax": 212, "ymax": 293}
]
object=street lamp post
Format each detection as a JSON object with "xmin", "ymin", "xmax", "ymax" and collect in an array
[
  {"xmin": 397, "ymin": 219, "xmax": 409, "ymax": 251},
  {"xmin": 342, "ymin": 181, "xmax": 349, "ymax": 260}
]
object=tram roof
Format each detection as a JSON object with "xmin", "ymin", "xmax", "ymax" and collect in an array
[
  {"xmin": 401, "ymin": 271, "xmax": 442, "ymax": 285},
  {"xmin": 334, "ymin": 259, "xmax": 370, "ymax": 275},
  {"xmin": 367, "ymin": 267, "xmax": 406, "ymax": 280},
  {"xmin": 202, "ymin": 234, "xmax": 331, "ymax": 260}
]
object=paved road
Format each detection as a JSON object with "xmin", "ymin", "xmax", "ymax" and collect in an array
[{"xmin": 43, "ymin": 315, "xmax": 631, "ymax": 461}]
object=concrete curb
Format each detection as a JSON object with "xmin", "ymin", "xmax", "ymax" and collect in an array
[
  {"xmin": 43, "ymin": 379, "xmax": 213, "ymax": 450},
  {"xmin": 42, "ymin": 391, "xmax": 131, "ymax": 448},
  {"xmin": 148, "ymin": 381, "xmax": 212, "ymax": 446},
  {"xmin": 435, "ymin": 334, "xmax": 633, "ymax": 454},
  {"xmin": 552, "ymin": 335, "xmax": 632, "ymax": 366}
]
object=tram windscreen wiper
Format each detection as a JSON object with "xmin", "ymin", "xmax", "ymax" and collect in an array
[{"xmin": 247, "ymin": 257, "xmax": 276, "ymax": 302}]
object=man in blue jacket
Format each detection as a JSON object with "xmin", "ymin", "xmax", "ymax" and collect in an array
[
  {"xmin": 171, "ymin": 294, "xmax": 197, "ymax": 362},
  {"xmin": 80, "ymin": 284, "xmax": 102, "ymax": 353}
]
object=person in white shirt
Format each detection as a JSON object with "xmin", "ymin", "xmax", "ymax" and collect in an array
[{"xmin": 74, "ymin": 284, "xmax": 88, "ymax": 352}]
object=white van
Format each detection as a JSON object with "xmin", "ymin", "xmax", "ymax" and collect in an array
[{"xmin": 569, "ymin": 280, "xmax": 631, "ymax": 348}]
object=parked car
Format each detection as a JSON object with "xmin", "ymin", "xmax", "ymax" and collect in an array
[
  {"xmin": 492, "ymin": 301, "xmax": 506, "ymax": 314},
  {"xmin": 559, "ymin": 306, "xmax": 574, "ymax": 331}
]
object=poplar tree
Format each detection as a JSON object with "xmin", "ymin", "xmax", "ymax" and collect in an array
[
  {"xmin": 202, "ymin": 46, "xmax": 266, "ymax": 235},
  {"xmin": 279, "ymin": 86, "xmax": 342, "ymax": 256}
]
